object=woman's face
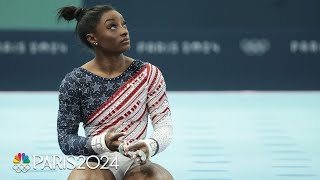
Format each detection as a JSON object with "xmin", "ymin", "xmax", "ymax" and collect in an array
[{"xmin": 92, "ymin": 10, "xmax": 130, "ymax": 54}]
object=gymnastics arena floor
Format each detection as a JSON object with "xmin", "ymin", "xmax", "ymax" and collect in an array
[{"xmin": 1, "ymin": 91, "xmax": 319, "ymax": 180}]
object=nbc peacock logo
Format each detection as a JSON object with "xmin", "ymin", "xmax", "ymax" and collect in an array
[{"xmin": 13, "ymin": 153, "xmax": 31, "ymax": 173}]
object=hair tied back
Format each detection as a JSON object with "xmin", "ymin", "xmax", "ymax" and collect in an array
[{"xmin": 74, "ymin": 7, "xmax": 84, "ymax": 21}]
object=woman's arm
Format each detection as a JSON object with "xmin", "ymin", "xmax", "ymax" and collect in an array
[
  {"xmin": 57, "ymin": 73, "xmax": 97, "ymax": 156},
  {"xmin": 146, "ymin": 65, "xmax": 173, "ymax": 156}
]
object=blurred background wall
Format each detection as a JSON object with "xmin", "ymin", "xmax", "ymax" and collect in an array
[
  {"xmin": 0, "ymin": 0, "xmax": 319, "ymax": 91},
  {"xmin": 1, "ymin": 1, "xmax": 320, "ymax": 179}
]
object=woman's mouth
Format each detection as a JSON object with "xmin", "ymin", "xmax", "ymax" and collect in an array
[{"xmin": 121, "ymin": 38, "xmax": 130, "ymax": 43}]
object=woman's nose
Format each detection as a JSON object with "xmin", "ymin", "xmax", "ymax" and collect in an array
[{"xmin": 120, "ymin": 26, "xmax": 129, "ymax": 36}]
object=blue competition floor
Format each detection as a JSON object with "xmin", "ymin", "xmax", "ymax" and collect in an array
[{"xmin": 1, "ymin": 91, "xmax": 319, "ymax": 180}]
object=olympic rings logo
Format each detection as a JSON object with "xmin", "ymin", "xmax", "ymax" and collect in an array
[{"xmin": 12, "ymin": 164, "xmax": 31, "ymax": 173}]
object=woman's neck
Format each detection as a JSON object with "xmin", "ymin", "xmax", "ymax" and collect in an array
[
  {"xmin": 93, "ymin": 53, "xmax": 129, "ymax": 75},
  {"xmin": 81, "ymin": 49, "xmax": 134, "ymax": 78}
]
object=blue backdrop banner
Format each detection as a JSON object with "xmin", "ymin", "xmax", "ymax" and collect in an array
[{"xmin": 1, "ymin": 0, "xmax": 319, "ymax": 91}]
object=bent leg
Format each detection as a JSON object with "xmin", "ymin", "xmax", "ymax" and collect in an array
[
  {"xmin": 68, "ymin": 162, "xmax": 115, "ymax": 180},
  {"xmin": 123, "ymin": 161, "xmax": 173, "ymax": 180}
]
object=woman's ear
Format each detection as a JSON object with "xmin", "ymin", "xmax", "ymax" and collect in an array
[{"xmin": 86, "ymin": 34, "xmax": 98, "ymax": 46}]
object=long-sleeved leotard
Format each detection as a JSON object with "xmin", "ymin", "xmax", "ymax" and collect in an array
[{"xmin": 57, "ymin": 59, "xmax": 172, "ymax": 156}]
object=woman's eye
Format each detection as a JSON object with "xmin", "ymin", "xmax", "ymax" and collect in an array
[{"xmin": 109, "ymin": 24, "xmax": 116, "ymax": 30}]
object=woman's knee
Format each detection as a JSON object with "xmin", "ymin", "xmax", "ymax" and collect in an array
[
  {"xmin": 124, "ymin": 161, "xmax": 173, "ymax": 180},
  {"xmin": 68, "ymin": 162, "xmax": 115, "ymax": 180}
]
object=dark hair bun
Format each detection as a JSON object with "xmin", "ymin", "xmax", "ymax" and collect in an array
[
  {"xmin": 56, "ymin": 4, "xmax": 115, "ymax": 49},
  {"xmin": 57, "ymin": 6, "xmax": 84, "ymax": 21}
]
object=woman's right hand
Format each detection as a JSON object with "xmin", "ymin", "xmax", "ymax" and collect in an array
[{"xmin": 104, "ymin": 123, "xmax": 127, "ymax": 151}]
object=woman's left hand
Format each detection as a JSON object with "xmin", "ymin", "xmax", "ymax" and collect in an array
[{"xmin": 121, "ymin": 140, "xmax": 149, "ymax": 164}]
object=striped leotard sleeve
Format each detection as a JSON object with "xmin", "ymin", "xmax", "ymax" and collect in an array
[{"xmin": 146, "ymin": 65, "xmax": 173, "ymax": 154}]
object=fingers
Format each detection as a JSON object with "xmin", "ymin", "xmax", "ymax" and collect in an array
[
  {"xmin": 119, "ymin": 141, "xmax": 148, "ymax": 164},
  {"xmin": 106, "ymin": 121, "xmax": 126, "ymax": 144},
  {"xmin": 110, "ymin": 132, "xmax": 127, "ymax": 141},
  {"xmin": 125, "ymin": 141, "xmax": 145, "ymax": 152},
  {"xmin": 106, "ymin": 132, "xmax": 126, "ymax": 151},
  {"xmin": 118, "ymin": 141, "xmax": 129, "ymax": 156},
  {"xmin": 104, "ymin": 121, "xmax": 126, "ymax": 151},
  {"xmin": 132, "ymin": 150, "xmax": 147, "ymax": 165},
  {"xmin": 124, "ymin": 141, "xmax": 149, "ymax": 161},
  {"xmin": 108, "ymin": 121, "xmax": 122, "ymax": 133},
  {"xmin": 113, "ymin": 139, "xmax": 124, "ymax": 148},
  {"xmin": 119, "ymin": 141, "xmax": 142, "ymax": 156}
]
